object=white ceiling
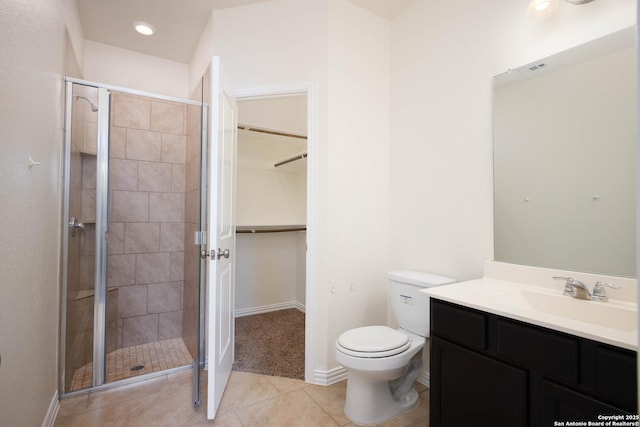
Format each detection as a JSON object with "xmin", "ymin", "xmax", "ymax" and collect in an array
[
  {"xmin": 76, "ymin": 0, "xmax": 416, "ymax": 63},
  {"xmin": 347, "ymin": 0, "xmax": 417, "ymax": 20}
]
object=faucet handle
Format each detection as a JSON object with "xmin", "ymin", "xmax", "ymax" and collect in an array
[
  {"xmin": 553, "ymin": 276, "xmax": 583, "ymax": 296},
  {"xmin": 592, "ymin": 281, "xmax": 622, "ymax": 302}
]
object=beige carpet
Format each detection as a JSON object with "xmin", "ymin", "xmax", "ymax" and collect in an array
[{"xmin": 233, "ymin": 308, "xmax": 305, "ymax": 380}]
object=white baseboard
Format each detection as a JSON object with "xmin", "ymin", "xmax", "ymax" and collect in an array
[
  {"xmin": 314, "ymin": 366, "xmax": 348, "ymax": 385},
  {"xmin": 42, "ymin": 391, "xmax": 60, "ymax": 427},
  {"xmin": 235, "ymin": 301, "xmax": 305, "ymax": 317},
  {"xmin": 313, "ymin": 366, "xmax": 429, "ymax": 389},
  {"xmin": 417, "ymin": 370, "xmax": 430, "ymax": 388}
]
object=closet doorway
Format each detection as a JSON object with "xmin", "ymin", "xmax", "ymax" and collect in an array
[{"xmin": 233, "ymin": 94, "xmax": 308, "ymax": 380}]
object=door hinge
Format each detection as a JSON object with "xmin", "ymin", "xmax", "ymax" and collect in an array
[{"xmin": 194, "ymin": 231, "xmax": 206, "ymax": 245}]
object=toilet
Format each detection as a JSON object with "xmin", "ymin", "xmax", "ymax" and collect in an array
[{"xmin": 335, "ymin": 270, "xmax": 456, "ymax": 426}]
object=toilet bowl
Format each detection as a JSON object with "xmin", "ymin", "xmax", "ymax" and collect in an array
[
  {"xmin": 336, "ymin": 327, "xmax": 425, "ymax": 425},
  {"xmin": 335, "ymin": 270, "xmax": 455, "ymax": 426}
]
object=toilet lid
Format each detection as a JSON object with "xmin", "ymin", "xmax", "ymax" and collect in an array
[{"xmin": 337, "ymin": 326, "xmax": 410, "ymax": 358}]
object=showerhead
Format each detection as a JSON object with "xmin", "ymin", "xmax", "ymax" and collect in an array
[{"xmin": 74, "ymin": 95, "xmax": 98, "ymax": 112}]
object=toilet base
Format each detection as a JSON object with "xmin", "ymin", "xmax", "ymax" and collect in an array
[
  {"xmin": 344, "ymin": 351, "xmax": 422, "ymax": 425},
  {"xmin": 343, "ymin": 368, "xmax": 420, "ymax": 426}
]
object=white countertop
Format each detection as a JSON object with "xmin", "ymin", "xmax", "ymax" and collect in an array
[{"xmin": 422, "ymin": 278, "xmax": 638, "ymax": 351}]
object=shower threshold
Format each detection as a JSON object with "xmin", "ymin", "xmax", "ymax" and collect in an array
[{"xmin": 69, "ymin": 338, "xmax": 192, "ymax": 392}]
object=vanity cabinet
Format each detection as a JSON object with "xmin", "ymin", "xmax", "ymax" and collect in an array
[{"xmin": 430, "ymin": 299, "xmax": 638, "ymax": 427}]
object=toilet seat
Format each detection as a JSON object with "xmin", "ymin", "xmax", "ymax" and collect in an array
[{"xmin": 337, "ymin": 326, "xmax": 411, "ymax": 358}]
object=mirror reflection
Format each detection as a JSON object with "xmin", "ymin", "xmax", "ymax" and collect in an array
[{"xmin": 493, "ymin": 27, "xmax": 637, "ymax": 278}]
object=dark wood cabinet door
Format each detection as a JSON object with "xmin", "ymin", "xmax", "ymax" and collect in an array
[
  {"xmin": 431, "ymin": 337, "xmax": 528, "ymax": 427},
  {"xmin": 541, "ymin": 380, "xmax": 630, "ymax": 425}
]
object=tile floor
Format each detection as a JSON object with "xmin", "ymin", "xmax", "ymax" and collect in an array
[
  {"xmin": 69, "ymin": 338, "xmax": 193, "ymax": 391},
  {"xmin": 55, "ymin": 369, "xmax": 430, "ymax": 426}
]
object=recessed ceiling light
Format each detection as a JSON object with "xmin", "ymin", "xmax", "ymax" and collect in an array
[
  {"xmin": 535, "ymin": 0, "xmax": 552, "ymax": 10},
  {"xmin": 527, "ymin": 0, "xmax": 559, "ymax": 17},
  {"xmin": 133, "ymin": 21, "xmax": 155, "ymax": 36}
]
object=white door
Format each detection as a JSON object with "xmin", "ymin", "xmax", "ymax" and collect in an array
[{"xmin": 206, "ymin": 57, "xmax": 237, "ymax": 419}]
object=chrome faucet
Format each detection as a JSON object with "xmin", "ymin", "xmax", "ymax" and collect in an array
[
  {"xmin": 68, "ymin": 216, "xmax": 86, "ymax": 238},
  {"xmin": 554, "ymin": 276, "xmax": 591, "ymax": 300},
  {"xmin": 553, "ymin": 276, "xmax": 621, "ymax": 302},
  {"xmin": 591, "ymin": 281, "xmax": 622, "ymax": 302}
]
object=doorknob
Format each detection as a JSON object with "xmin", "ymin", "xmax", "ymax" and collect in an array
[{"xmin": 200, "ymin": 248, "xmax": 230, "ymax": 260}]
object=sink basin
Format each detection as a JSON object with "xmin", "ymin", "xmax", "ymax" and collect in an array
[{"xmin": 494, "ymin": 290, "xmax": 637, "ymax": 333}]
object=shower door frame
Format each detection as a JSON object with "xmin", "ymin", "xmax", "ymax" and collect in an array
[{"xmin": 60, "ymin": 77, "xmax": 208, "ymax": 397}]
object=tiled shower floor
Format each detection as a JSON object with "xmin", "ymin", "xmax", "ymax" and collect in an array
[{"xmin": 69, "ymin": 338, "xmax": 193, "ymax": 391}]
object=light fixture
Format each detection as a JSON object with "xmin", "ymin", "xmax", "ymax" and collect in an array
[
  {"xmin": 133, "ymin": 21, "xmax": 155, "ymax": 36},
  {"xmin": 527, "ymin": 0, "xmax": 559, "ymax": 17},
  {"xmin": 528, "ymin": 0, "xmax": 596, "ymax": 17}
]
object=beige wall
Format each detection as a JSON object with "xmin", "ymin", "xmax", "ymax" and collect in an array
[
  {"xmin": 325, "ymin": 0, "xmax": 391, "ymax": 369},
  {"xmin": 238, "ymin": 96, "xmax": 308, "ymax": 136},
  {"xmin": 236, "ymin": 130, "xmax": 307, "ymax": 226},
  {"xmin": 235, "ymin": 233, "xmax": 306, "ymax": 314},
  {"xmin": 84, "ymin": 41, "xmax": 190, "ymax": 99},
  {"xmin": 0, "ymin": 0, "xmax": 82, "ymax": 424}
]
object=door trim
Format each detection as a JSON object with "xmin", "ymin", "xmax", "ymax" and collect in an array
[{"xmin": 232, "ymin": 82, "xmax": 318, "ymax": 383}]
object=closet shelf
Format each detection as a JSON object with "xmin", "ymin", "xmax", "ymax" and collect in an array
[{"xmin": 236, "ymin": 225, "xmax": 306, "ymax": 234}]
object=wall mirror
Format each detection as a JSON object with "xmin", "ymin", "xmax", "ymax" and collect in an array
[{"xmin": 493, "ymin": 26, "xmax": 637, "ymax": 278}]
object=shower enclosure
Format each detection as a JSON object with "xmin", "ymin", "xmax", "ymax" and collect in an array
[{"xmin": 60, "ymin": 78, "xmax": 208, "ymax": 401}]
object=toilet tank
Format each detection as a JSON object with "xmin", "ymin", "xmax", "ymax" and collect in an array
[{"xmin": 389, "ymin": 270, "xmax": 456, "ymax": 337}]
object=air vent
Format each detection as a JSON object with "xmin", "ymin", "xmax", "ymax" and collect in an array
[
  {"xmin": 515, "ymin": 62, "xmax": 549, "ymax": 76},
  {"xmin": 528, "ymin": 63, "xmax": 548, "ymax": 71}
]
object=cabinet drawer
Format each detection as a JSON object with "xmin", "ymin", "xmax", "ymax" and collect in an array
[
  {"xmin": 596, "ymin": 345, "xmax": 638, "ymax": 411},
  {"xmin": 431, "ymin": 300, "xmax": 487, "ymax": 351},
  {"xmin": 497, "ymin": 319, "xmax": 579, "ymax": 383}
]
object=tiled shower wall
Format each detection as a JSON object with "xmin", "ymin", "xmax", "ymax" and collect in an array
[
  {"xmin": 65, "ymin": 84, "xmax": 94, "ymax": 389},
  {"xmin": 66, "ymin": 85, "xmax": 119, "ymax": 389},
  {"xmin": 107, "ymin": 93, "xmax": 187, "ymax": 349}
]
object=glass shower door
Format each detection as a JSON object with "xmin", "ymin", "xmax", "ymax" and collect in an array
[
  {"xmin": 62, "ymin": 79, "xmax": 207, "ymax": 397},
  {"xmin": 62, "ymin": 82, "xmax": 101, "ymax": 392}
]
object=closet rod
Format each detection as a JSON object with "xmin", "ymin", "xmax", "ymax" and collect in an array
[
  {"xmin": 236, "ymin": 226, "xmax": 307, "ymax": 234},
  {"xmin": 238, "ymin": 125, "xmax": 307, "ymax": 140},
  {"xmin": 274, "ymin": 153, "xmax": 307, "ymax": 168}
]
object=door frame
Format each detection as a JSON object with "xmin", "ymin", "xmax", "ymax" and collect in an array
[{"xmin": 232, "ymin": 82, "xmax": 318, "ymax": 383}]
